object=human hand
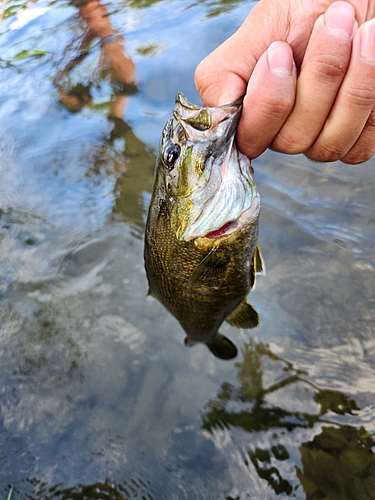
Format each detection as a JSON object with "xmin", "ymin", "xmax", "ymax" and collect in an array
[{"xmin": 195, "ymin": 0, "xmax": 375, "ymax": 164}]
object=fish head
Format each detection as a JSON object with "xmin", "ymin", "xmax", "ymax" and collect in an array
[{"xmin": 158, "ymin": 92, "xmax": 260, "ymax": 242}]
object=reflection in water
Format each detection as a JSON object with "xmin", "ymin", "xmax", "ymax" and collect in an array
[
  {"xmin": 110, "ymin": 117, "xmax": 155, "ymax": 230},
  {"xmin": 54, "ymin": 0, "xmax": 155, "ymax": 229},
  {"xmin": 145, "ymin": 94, "xmax": 263, "ymax": 360},
  {"xmin": 1, "ymin": 1, "xmax": 375, "ymax": 499},
  {"xmin": 135, "ymin": 0, "xmax": 245, "ymax": 17},
  {"xmin": 19, "ymin": 477, "xmax": 156, "ymax": 500},
  {"xmin": 299, "ymin": 426, "xmax": 375, "ymax": 500},
  {"xmin": 55, "ymin": 0, "xmax": 137, "ymax": 115},
  {"xmin": 202, "ymin": 340, "xmax": 375, "ymax": 498}
]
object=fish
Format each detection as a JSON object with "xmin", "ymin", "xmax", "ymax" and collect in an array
[{"xmin": 144, "ymin": 92, "xmax": 264, "ymax": 360}]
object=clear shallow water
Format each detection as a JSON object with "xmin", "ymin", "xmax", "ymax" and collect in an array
[{"xmin": 0, "ymin": 1, "xmax": 375, "ymax": 499}]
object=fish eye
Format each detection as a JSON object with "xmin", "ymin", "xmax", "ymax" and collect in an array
[{"xmin": 164, "ymin": 144, "xmax": 180, "ymax": 170}]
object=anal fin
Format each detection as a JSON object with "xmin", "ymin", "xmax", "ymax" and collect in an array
[{"xmin": 226, "ymin": 299, "xmax": 259, "ymax": 329}]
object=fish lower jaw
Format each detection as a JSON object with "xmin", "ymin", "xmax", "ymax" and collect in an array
[
  {"xmin": 198, "ymin": 199, "xmax": 260, "ymax": 242},
  {"xmin": 193, "ymin": 220, "xmax": 241, "ymax": 249},
  {"xmin": 180, "ymin": 219, "xmax": 237, "ymax": 242}
]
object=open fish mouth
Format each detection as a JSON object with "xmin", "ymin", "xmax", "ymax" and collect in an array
[{"xmin": 168, "ymin": 93, "xmax": 260, "ymax": 242}]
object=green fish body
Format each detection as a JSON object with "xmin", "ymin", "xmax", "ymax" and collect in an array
[{"xmin": 145, "ymin": 93, "xmax": 263, "ymax": 359}]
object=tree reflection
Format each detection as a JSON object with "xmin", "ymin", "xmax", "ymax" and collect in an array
[
  {"xmin": 202, "ymin": 341, "xmax": 352, "ymax": 434},
  {"xmin": 298, "ymin": 426, "xmax": 375, "ymax": 500},
  {"xmin": 17, "ymin": 477, "xmax": 156, "ymax": 500},
  {"xmin": 201, "ymin": 340, "xmax": 375, "ymax": 497}
]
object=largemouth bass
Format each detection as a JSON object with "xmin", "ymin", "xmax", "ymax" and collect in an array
[{"xmin": 144, "ymin": 93, "xmax": 263, "ymax": 360}]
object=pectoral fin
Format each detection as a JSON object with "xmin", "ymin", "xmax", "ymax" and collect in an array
[
  {"xmin": 226, "ymin": 299, "xmax": 259, "ymax": 329},
  {"xmin": 188, "ymin": 248, "xmax": 230, "ymax": 285},
  {"xmin": 251, "ymin": 245, "xmax": 266, "ymax": 289},
  {"xmin": 254, "ymin": 245, "xmax": 265, "ymax": 275}
]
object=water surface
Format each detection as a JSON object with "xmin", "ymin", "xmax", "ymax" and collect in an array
[{"xmin": 0, "ymin": 1, "xmax": 375, "ymax": 499}]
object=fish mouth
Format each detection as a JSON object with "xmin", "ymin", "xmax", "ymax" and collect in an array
[
  {"xmin": 169, "ymin": 92, "xmax": 259, "ymax": 242},
  {"xmin": 174, "ymin": 92, "xmax": 242, "ymax": 138}
]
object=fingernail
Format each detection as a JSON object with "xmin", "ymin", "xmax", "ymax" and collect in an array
[
  {"xmin": 325, "ymin": 1, "xmax": 355, "ymax": 39},
  {"xmin": 267, "ymin": 41, "xmax": 293, "ymax": 76},
  {"xmin": 360, "ymin": 19, "xmax": 375, "ymax": 62}
]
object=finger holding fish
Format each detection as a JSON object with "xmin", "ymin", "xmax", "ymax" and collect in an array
[
  {"xmin": 272, "ymin": 2, "xmax": 356, "ymax": 155},
  {"xmin": 305, "ymin": 19, "xmax": 375, "ymax": 163}
]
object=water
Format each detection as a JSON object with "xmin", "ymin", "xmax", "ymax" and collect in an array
[{"xmin": 0, "ymin": 1, "xmax": 375, "ymax": 499}]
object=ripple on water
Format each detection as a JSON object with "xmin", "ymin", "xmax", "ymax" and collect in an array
[{"xmin": 0, "ymin": 0, "xmax": 375, "ymax": 499}]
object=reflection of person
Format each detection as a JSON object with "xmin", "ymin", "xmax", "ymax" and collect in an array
[
  {"xmin": 55, "ymin": 0, "xmax": 136, "ymax": 117},
  {"xmin": 54, "ymin": 0, "xmax": 154, "ymax": 228},
  {"xmin": 195, "ymin": 0, "xmax": 375, "ymax": 164}
]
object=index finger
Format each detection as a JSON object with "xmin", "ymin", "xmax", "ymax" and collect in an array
[
  {"xmin": 236, "ymin": 42, "xmax": 296, "ymax": 159},
  {"xmin": 195, "ymin": 1, "xmax": 280, "ymax": 106}
]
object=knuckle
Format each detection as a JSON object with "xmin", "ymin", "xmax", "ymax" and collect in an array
[
  {"xmin": 268, "ymin": 94, "xmax": 293, "ymax": 117},
  {"xmin": 272, "ymin": 123, "xmax": 312, "ymax": 154},
  {"xmin": 342, "ymin": 83, "xmax": 375, "ymax": 110},
  {"xmin": 342, "ymin": 111, "xmax": 375, "ymax": 164},
  {"xmin": 306, "ymin": 142, "xmax": 347, "ymax": 162},
  {"xmin": 364, "ymin": 108, "xmax": 375, "ymax": 132},
  {"xmin": 310, "ymin": 53, "xmax": 348, "ymax": 80},
  {"xmin": 341, "ymin": 149, "xmax": 374, "ymax": 164}
]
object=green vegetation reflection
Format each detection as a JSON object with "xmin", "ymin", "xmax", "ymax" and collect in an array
[
  {"xmin": 202, "ymin": 340, "xmax": 375, "ymax": 498},
  {"xmin": 299, "ymin": 425, "xmax": 375, "ymax": 500},
  {"xmin": 124, "ymin": 0, "xmax": 245, "ymax": 16},
  {"xmin": 12, "ymin": 477, "xmax": 155, "ymax": 500}
]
